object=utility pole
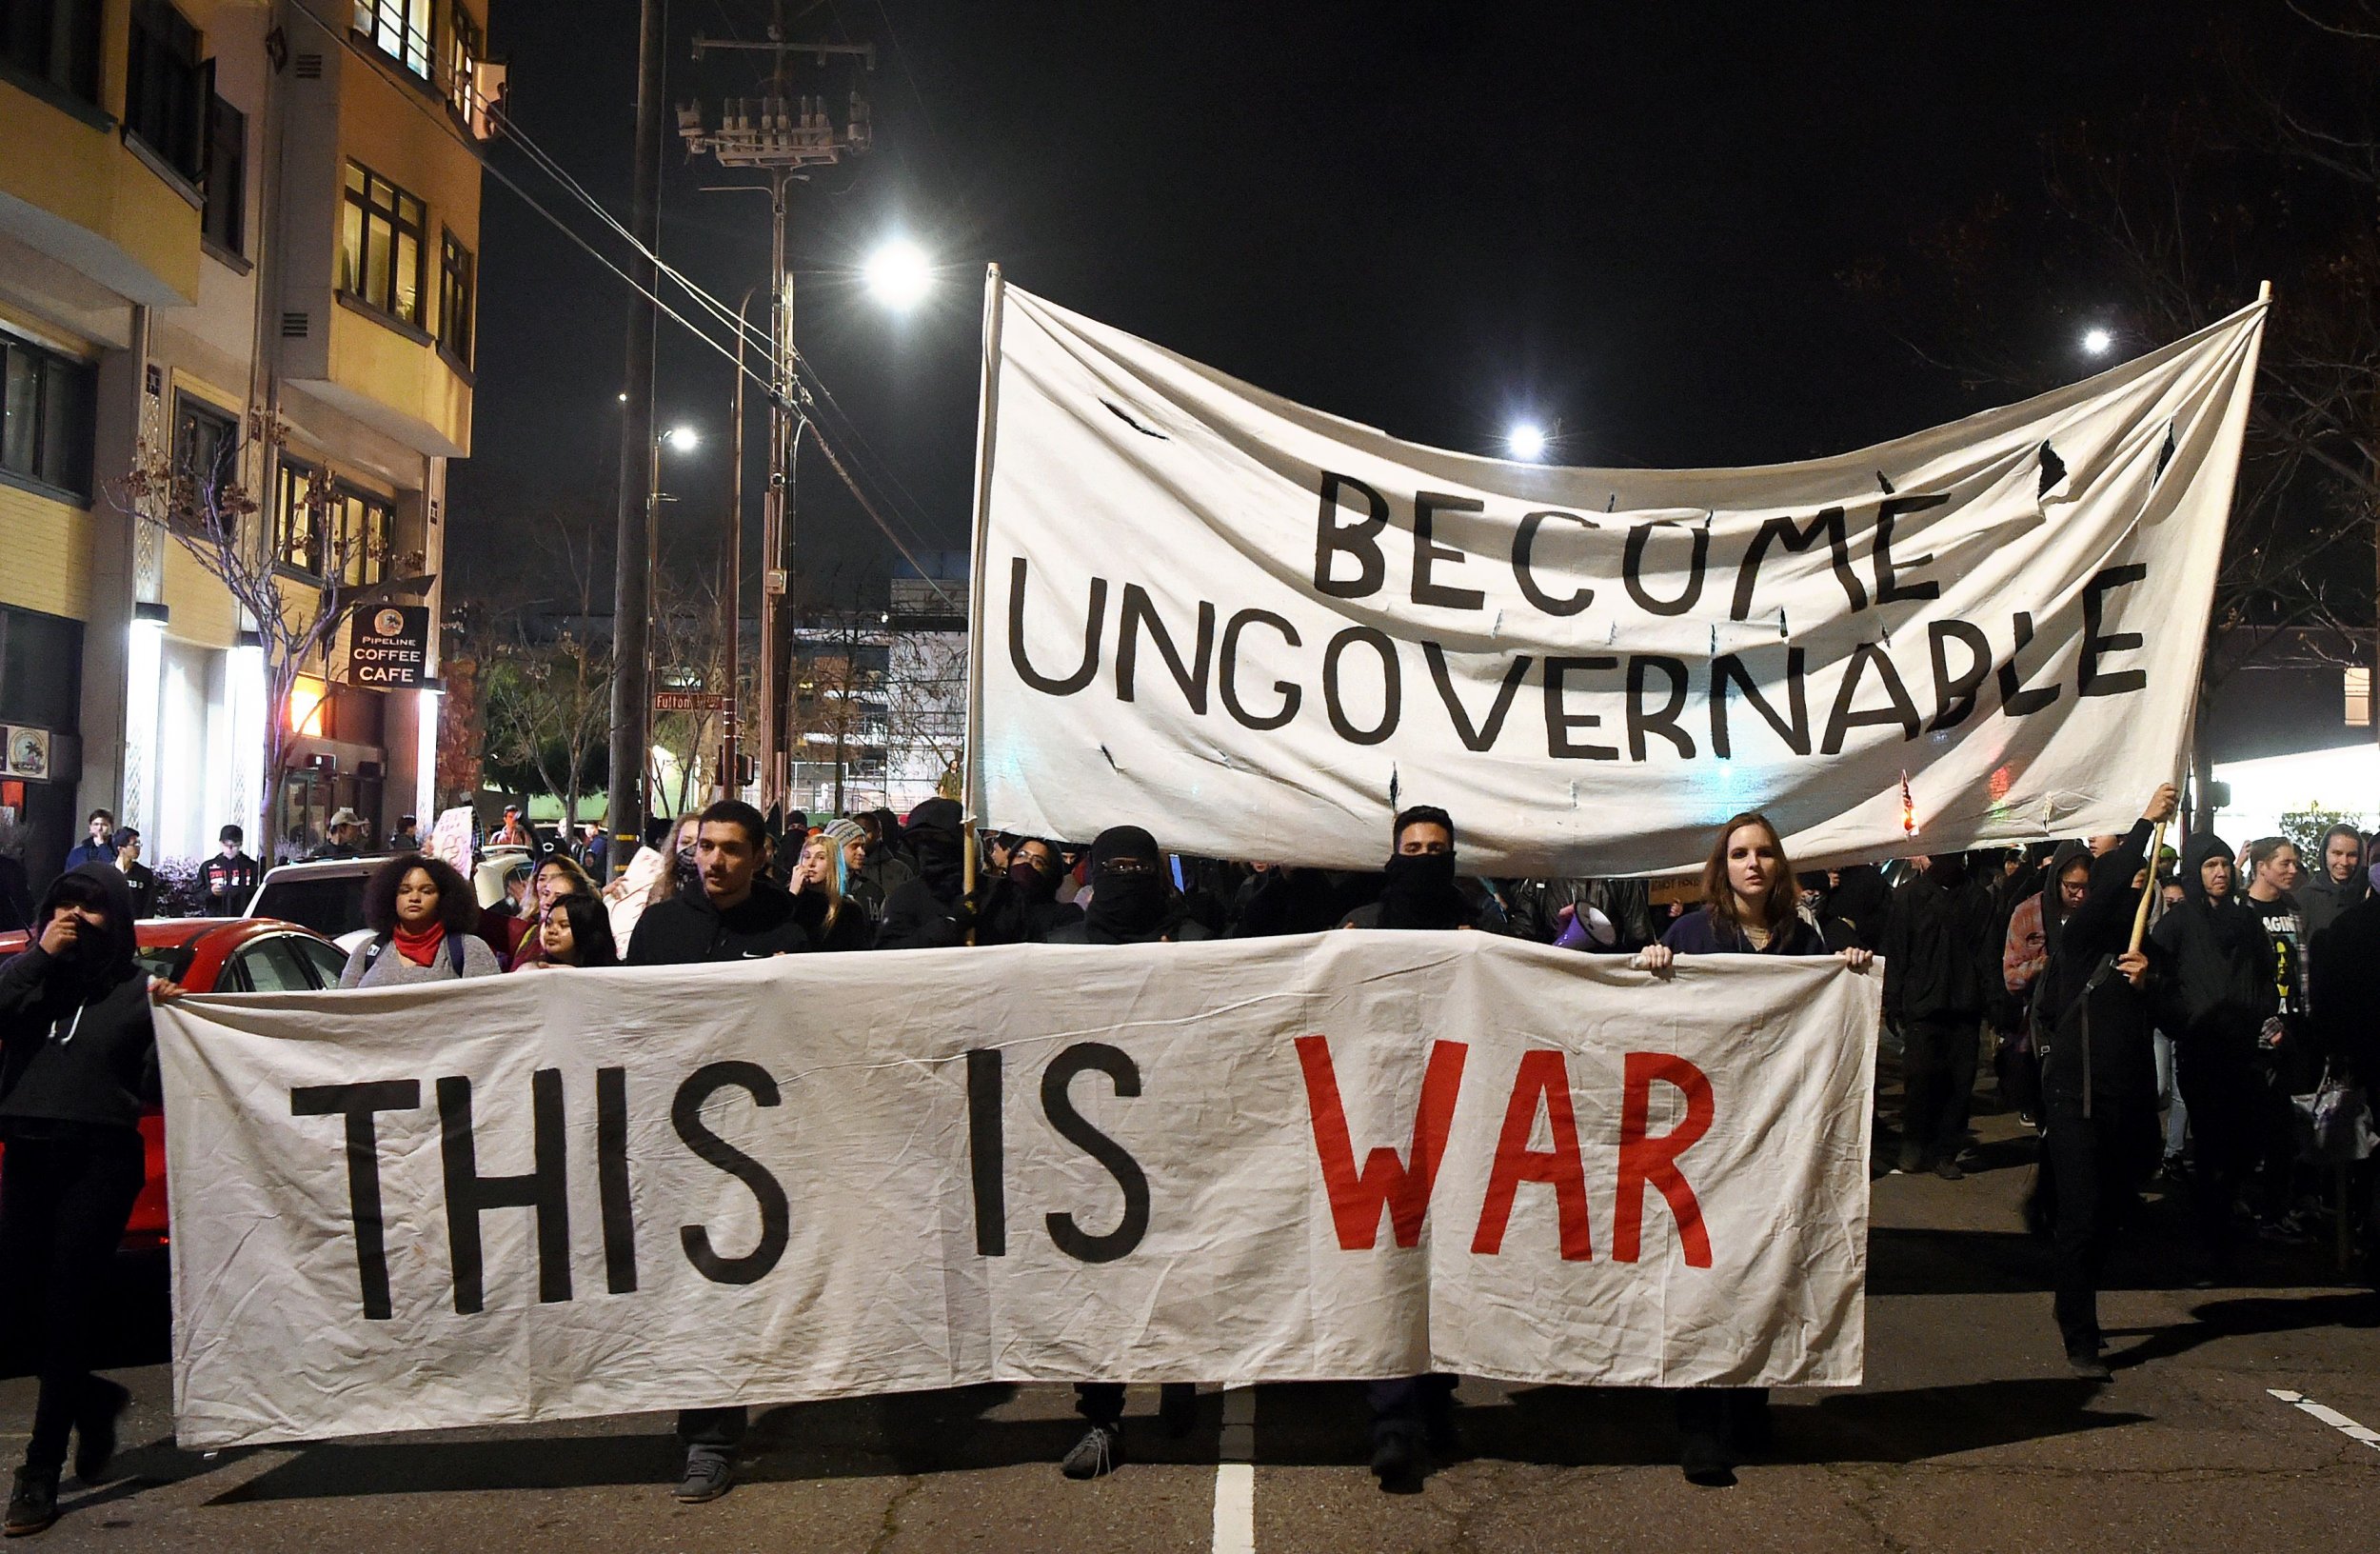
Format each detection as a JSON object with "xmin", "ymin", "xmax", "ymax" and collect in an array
[
  {"xmin": 677, "ymin": 10, "xmax": 873, "ymax": 811},
  {"xmin": 605, "ymin": 0, "xmax": 668, "ymax": 877}
]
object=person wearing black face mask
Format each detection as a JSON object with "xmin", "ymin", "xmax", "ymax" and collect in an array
[
  {"xmin": 0, "ymin": 866, "xmax": 187, "ymax": 1536},
  {"xmin": 1882, "ymin": 851, "xmax": 1997, "ymax": 1179},
  {"xmin": 1041, "ymin": 827, "xmax": 1211, "ymax": 945},
  {"xmin": 973, "ymin": 837, "xmax": 1081, "ymax": 945}
]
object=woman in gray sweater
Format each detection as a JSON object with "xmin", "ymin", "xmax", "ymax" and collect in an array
[{"xmin": 338, "ymin": 854, "xmax": 504, "ymax": 987}]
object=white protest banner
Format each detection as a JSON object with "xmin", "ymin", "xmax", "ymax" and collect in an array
[
  {"xmin": 157, "ymin": 936, "xmax": 1875, "ymax": 1447},
  {"xmin": 424, "ymin": 805, "xmax": 475, "ymax": 873},
  {"xmin": 966, "ymin": 280, "xmax": 2265, "ymax": 875}
]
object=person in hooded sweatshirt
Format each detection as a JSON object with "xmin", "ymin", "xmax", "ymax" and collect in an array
[
  {"xmin": 1328, "ymin": 807, "xmax": 1474, "ymax": 1490},
  {"xmin": 0, "ymin": 865, "xmax": 186, "ymax": 1537},
  {"xmin": 1882, "ymin": 852, "xmax": 1997, "ymax": 1178},
  {"xmin": 2028, "ymin": 784, "xmax": 2173, "ymax": 1377},
  {"xmin": 873, "ymin": 798, "xmax": 970, "ymax": 950},
  {"xmin": 971, "ymin": 835, "xmax": 1081, "ymax": 946},
  {"xmin": 623, "ymin": 799, "xmax": 808, "ymax": 1504},
  {"xmin": 2150, "ymin": 829, "xmax": 2278, "ymax": 1276},
  {"xmin": 2298, "ymin": 823, "xmax": 2367, "ymax": 946},
  {"xmin": 1635, "ymin": 811, "xmax": 1874, "ymax": 1485},
  {"xmin": 1044, "ymin": 827, "xmax": 1212, "ymax": 946}
]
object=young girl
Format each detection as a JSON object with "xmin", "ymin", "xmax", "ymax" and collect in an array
[{"xmin": 514, "ymin": 892, "xmax": 619, "ymax": 969}]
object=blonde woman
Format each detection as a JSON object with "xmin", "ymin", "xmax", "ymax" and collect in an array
[{"xmin": 790, "ymin": 829, "xmax": 875, "ymax": 950}]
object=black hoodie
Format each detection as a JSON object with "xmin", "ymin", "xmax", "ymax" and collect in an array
[
  {"xmin": 1881, "ymin": 854, "xmax": 1995, "ymax": 1027},
  {"xmin": 875, "ymin": 801, "xmax": 973, "ymax": 950},
  {"xmin": 2149, "ymin": 832, "xmax": 2275, "ymax": 1056},
  {"xmin": 1047, "ymin": 827, "xmax": 1213, "ymax": 945},
  {"xmin": 2036, "ymin": 820, "xmax": 2160, "ymax": 1106},
  {"xmin": 625, "ymin": 877, "xmax": 811, "ymax": 964},
  {"xmin": 0, "ymin": 864, "xmax": 157, "ymax": 1136}
]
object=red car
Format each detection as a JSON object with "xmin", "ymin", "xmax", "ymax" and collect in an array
[{"xmin": 0, "ymin": 918, "xmax": 347, "ymax": 1249}]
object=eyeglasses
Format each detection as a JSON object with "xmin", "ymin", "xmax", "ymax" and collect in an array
[{"xmin": 1101, "ymin": 857, "xmax": 1158, "ymax": 877}]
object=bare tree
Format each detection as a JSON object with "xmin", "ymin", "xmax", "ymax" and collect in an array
[
  {"xmin": 119, "ymin": 412, "xmax": 426, "ymax": 846},
  {"xmin": 472, "ymin": 514, "xmax": 615, "ymax": 829}
]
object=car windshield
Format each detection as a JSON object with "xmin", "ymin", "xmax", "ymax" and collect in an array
[
  {"xmin": 253, "ymin": 876, "xmax": 367, "ymax": 939},
  {"xmin": 135, "ymin": 946, "xmax": 194, "ymax": 983}
]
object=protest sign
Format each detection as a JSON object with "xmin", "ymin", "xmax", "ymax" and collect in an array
[
  {"xmin": 966, "ymin": 281, "xmax": 2264, "ymax": 875},
  {"xmin": 157, "ymin": 935, "xmax": 1875, "ymax": 1448}
]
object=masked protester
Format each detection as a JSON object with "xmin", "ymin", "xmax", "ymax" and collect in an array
[
  {"xmin": 339, "ymin": 856, "xmax": 503, "ymax": 986},
  {"xmin": 2150, "ymin": 832, "xmax": 2278, "ymax": 1275},
  {"xmin": 972, "ymin": 837, "xmax": 1080, "ymax": 945},
  {"xmin": 875, "ymin": 799, "xmax": 971, "ymax": 950},
  {"xmin": 2028, "ymin": 785, "xmax": 2174, "ymax": 1379},
  {"xmin": 789, "ymin": 829, "xmax": 878, "ymax": 952},
  {"xmin": 624, "ymin": 801, "xmax": 809, "ymax": 1504},
  {"xmin": 1634, "ymin": 812, "xmax": 1874, "ymax": 1487},
  {"xmin": 0, "ymin": 866, "xmax": 187, "ymax": 1537},
  {"xmin": 1046, "ymin": 827, "xmax": 1210, "ymax": 945},
  {"xmin": 1883, "ymin": 852, "xmax": 1996, "ymax": 1179}
]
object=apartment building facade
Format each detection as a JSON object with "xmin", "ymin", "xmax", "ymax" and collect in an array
[{"xmin": 0, "ymin": 0, "xmax": 496, "ymax": 883}]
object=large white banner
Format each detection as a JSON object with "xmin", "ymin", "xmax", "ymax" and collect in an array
[
  {"xmin": 158, "ymin": 937, "xmax": 1876, "ymax": 1448},
  {"xmin": 969, "ymin": 284, "xmax": 2265, "ymax": 875}
]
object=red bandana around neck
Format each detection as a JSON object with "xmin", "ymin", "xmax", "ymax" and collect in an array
[{"xmin": 390, "ymin": 923, "xmax": 446, "ymax": 966}]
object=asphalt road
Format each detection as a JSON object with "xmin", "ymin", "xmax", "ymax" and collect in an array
[{"xmin": 6, "ymin": 1089, "xmax": 2377, "ymax": 1551}]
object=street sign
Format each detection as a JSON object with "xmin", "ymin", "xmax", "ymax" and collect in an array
[{"xmin": 654, "ymin": 691, "xmax": 730, "ymax": 712}]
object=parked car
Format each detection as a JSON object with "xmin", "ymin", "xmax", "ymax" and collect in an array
[
  {"xmin": 242, "ymin": 857, "xmax": 383, "ymax": 952},
  {"xmin": 0, "ymin": 917, "xmax": 348, "ymax": 1252}
]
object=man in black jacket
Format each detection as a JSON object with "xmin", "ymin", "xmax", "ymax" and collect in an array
[
  {"xmin": 623, "ymin": 800, "xmax": 808, "ymax": 1504},
  {"xmin": 200, "ymin": 826, "xmax": 260, "ymax": 916},
  {"xmin": 0, "ymin": 865, "xmax": 185, "ymax": 1536},
  {"xmin": 2035, "ymin": 785, "xmax": 2174, "ymax": 1377},
  {"xmin": 874, "ymin": 798, "xmax": 970, "ymax": 950},
  {"xmin": 1884, "ymin": 853, "xmax": 1995, "ymax": 1178}
]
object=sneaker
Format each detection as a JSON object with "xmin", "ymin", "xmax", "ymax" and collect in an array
[
  {"xmin": 1678, "ymin": 1431, "xmax": 1735, "ymax": 1487},
  {"xmin": 73, "ymin": 1378, "xmax": 130, "ymax": 1484},
  {"xmin": 1060, "ymin": 1423, "xmax": 1122, "ymax": 1481},
  {"xmin": 1158, "ymin": 1384, "xmax": 1199, "ymax": 1439},
  {"xmin": 4, "ymin": 1467, "xmax": 57, "ymax": 1538},
  {"xmin": 2066, "ymin": 1348, "xmax": 2112, "ymax": 1381},
  {"xmin": 1369, "ymin": 1428, "xmax": 1427, "ymax": 1492},
  {"xmin": 1933, "ymin": 1157, "xmax": 1965, "ymax": 1182},
  {"xmin": 673, "ymin": 1444, "xmax": 734, "ymax": 1504}
]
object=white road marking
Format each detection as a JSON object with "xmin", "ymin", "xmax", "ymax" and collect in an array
[
  {"xmin": 1212, "ymin": 1386, "xmax": 1256, "ymax": 1554},
  {"xmin": 2268, "ymin": 1388, "xmax": 2380, "ymax": 1449}
]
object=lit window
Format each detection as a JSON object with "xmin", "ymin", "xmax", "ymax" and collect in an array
[
  {"xmin": 289, "ymin": 675, "xmax": 328, "ymax": 737},
  {"xmin": 340, "ymin": 162, "xmax": 427, "ymax": 328},
  {"xmin": 352, "ymin": 0, "xmax": 429, "ymax": 78}
]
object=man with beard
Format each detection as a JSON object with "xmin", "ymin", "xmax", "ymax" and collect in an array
[
  {"xmin": 0, "ymin": 866, "xmax": 186, "ymax": 1537},
  {"xmin": 874, "ymin": 799, "xmax": 970, "ymax": 949},
  {"xmin": 623, "ymin": 800, "xmax": 809, "ymax": 1504},
  {"xmin": 1334, "ymin": 806, "xmax": 1470, "ymax": 1489},
  {"xmin": 1035, "ymin": 825, "xmax": 1204, "ymax": 1479}
]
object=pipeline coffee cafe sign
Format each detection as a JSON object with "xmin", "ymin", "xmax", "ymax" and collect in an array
[
  {"xmin": 966, "ymin": 284, "xmax": 2266, "ymax": 876},
  {"xmin": 348, "ymin": 606, "xmax": 430, "ymax": 688},
  {"xmin": 157, "ymin": 935, "xmax": 1874, "ymax": 1447}
]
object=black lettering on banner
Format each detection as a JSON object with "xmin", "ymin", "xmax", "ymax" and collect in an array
[
  {"xmin": 1543, "ymin": 656, "xmax": 1619, "ymax": 760},
  {"xmin": 1820, "ymin": 643, "xmax": 1921, "ymax": 755},
  {"xmin": 595, "ymin": 1066, "xmax": 638, "ymax": 1294},
  {"xmin": 1622, "ymin": 522, "xmax": 1709, "ymax": 617},
  {"xmin": 1927, "ymin": 620, "xmax": 1993, "ymax": 731},
  {"xmin": 671, "ymin": 1062, "xmax": 792, "ymax": 1285},
  {"xmin": 1512, "ymin": 510, "xmax": 1597, "ymax": 616},
  {"xmin": 1423, "ymin": 643, "xmax": 1533, "ymax": 752},
  {"xmin": 1627, "ymin": 656, "xmax": 1696, "ymax": 759},
  {"xmin": 437, "ymin": 1071, "xmax": 573, "ymax": 1316},
  {"xmin": 1411, "ymin": 490, "xmax": 1487, "ymax": 609},
  {"xmin": 1040, "ymin": 1042, "xmax": 1150, "ymax": 1265},
  {"xmin": 2079, "ymin": 564, "xmax": 2149, "ymax": 697},
  {"xmin": 1116, "ymin": 583, "xmax": 1217, "ymax": 713},
  {"xmin": 1007, "ymin": 556, "xmax": 1106, "ymax": 696},
  {"xmin": 1312, "ymin": 470, "xmax": 1391, "ymax": 599},
  {"xmin": 967, "ymin": 1047, "xmax": 1006, "ymax": 1258},
  {"xmin": 1873, "ymin": 494, "xmax": 1949, "ymax": 604},
  {"xmin": 290, "ymin": 1079, "xmax": 421, "ymax": 1322},
  {"xmin": 1219, "ymin": 608, "xmax": 1301, "ymax": 730},
  {"xmin": 1322, "ymin": 627, "xmax": 1401, "ymax": 746},
  {"xmin": 1730, "ymin": 508, "xmax": 1865, "ymax": 620},
  {"xmin": 1710, "ymin": 650, "xmax": 1810, "ymax": 757},
  {"xmin": 1996, "ymin": 611, "xmax": 2061, "ymax": 715}
]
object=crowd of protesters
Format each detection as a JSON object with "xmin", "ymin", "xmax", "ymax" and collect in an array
[{"xmin": 4, "ymin": 783, "xmax": 2380, "ymax": 1529}]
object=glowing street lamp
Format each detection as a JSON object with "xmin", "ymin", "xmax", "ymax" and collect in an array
[
  {"xmin": 1508, "ymin": 421, "xmax": 1548, "ymax": 461},
  {"xmin": 2081, "ymin": 327, "xmax": 2113, "ymax": 356},
  {"xmin": 863, "ymin": 239, "xmax": 933, "ymax": 311},
  {"xmin": 664, "ymin": 425, "xmax": 701, "ymax": 452}
]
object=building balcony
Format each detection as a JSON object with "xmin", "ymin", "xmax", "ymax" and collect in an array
[{"xmin": 0, "ymin": 74, "xmax": 201, "ymax": 313}]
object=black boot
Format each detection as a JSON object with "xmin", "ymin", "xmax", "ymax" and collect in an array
[
  {"xmin": 1368, "ymin": 1424, "xmax": 1427, "ymax": 1492},
  {"xmin": 73, "ymin": 1379, "xmax": 130, "ymax": 1484},
  {"xmin": 5, "ymin": 1466, "xmax": 58, "ymax": 1538}
]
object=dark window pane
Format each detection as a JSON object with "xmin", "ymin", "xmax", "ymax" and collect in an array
[
  {"xmin": 203, "ymin": 93, "xmax": 246, "ymax": 254},
  {"xmin": 0, "ymin": 348, "xmax": 35, "ymax": 476}
]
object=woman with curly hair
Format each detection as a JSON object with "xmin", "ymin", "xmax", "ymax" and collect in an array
[{"xmin": 337, "ymin": 854, "xmax": 503, "ymax": 987}]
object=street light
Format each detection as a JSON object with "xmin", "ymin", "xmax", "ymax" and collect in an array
[
  {"xmin": 2081, "ymin": 327, "xmax": 2113, "ymax": 356},
  {"xmin": 665, "ymin": 425, "xmax": 700, "ymax": 452},
  {"xmin": 1508, "ymin": 421, "xmax": 1548, "ymax": 460},
  {"xmin": 864, "ymin": 238, "xmax": 933, "ymax": 311}
]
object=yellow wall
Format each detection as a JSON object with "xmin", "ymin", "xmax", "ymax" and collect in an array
[
  {"xmin": 327, "ymin": 300, "xmax": 472, "ymax": 453},
  {"xmin": 0, "ymin": 485, "xmax": 95, "ymax": 621}
]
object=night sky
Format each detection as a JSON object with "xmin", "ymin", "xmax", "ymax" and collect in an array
[{"xmin": 449, "ymin": 1, "xmax": 2227, "ymax": 606}]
